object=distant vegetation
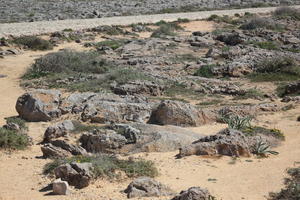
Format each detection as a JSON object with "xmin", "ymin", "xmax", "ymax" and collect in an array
[{"xmin": 12, "ymin": 36, "xmax": 53, "ymax": 51}]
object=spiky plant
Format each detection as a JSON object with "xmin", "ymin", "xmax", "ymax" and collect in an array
[
  {"xmin": 253, "ymin": 140, "xmax": 279, "ymax": 157},
  {"xmin": 221, "ymin": 114, "xmax": 252, "ymax": 130}
]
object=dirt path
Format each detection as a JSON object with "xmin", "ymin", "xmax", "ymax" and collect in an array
[{"xmin": 1, "ymin": 5, "xmax": 300, "ymax": 38}]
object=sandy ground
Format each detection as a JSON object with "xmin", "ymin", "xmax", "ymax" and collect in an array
[{"xmin": 0, "ymin": 30, "xmax": 300, "ymax": 200}]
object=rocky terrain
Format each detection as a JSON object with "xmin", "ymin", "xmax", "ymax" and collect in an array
[
  {"xmin": 0, "ymin": 6, "xmax": 300, "ymax": 200},
  {"xmin": 0, "ymin": 0, "xmax": 299, "ymax": 23}
]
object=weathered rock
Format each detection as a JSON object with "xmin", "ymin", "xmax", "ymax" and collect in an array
[
  {"xmin": 41, "ymin": 143, "xmax": 72, "ymax": 158},
  {"xmin": 178, "ymin": 129, "xmax": 252, "ymax": 158},
  {"xmin": 54, "ymin": 162, "xmax": 92, "ymax": 189},
  {"xmin": 80, "ymin": 129, "xmax": 127, "ymax": 153},
  {"xmin": 80, "ymin": 123, "xmax": 202, "ymax": 154},
  {"xmin": 111, "ymin": 80, "xmax": 164, "ymax": 96},
  {"xmin": 3, "ymin": 122, "xmax": 20, "ymax": 131},
  {"xmin": 171, "ymin": 187, "xmax": 212, "ymax": 200},
  {"xmin": 52, "ymin": 178, "xmax": 70, "ymax": 195},
  {"xmin": 281, "ymin": 81, "xmax": 300, "ymax": 96},
  {"xmin": 16, "ymin": 89, "xmax": 61, "ymax": 122},
  {"xmin": 43, "ymin": 120, "xmax": 74, "ymax": 142},
  {"xmin": 216, "ymin": 32, "xmax": 245, "ymax": 46},
  {"xmin": 149, "ymin": 100, "xmax": 215, "ymax": 127},
  {"xmin": 124, "ymin": 177, "xmax": 173, "ymax": 198},
  {"xmin": 50, "ymin": 140, "xmax": 87, "ymax": 156}
]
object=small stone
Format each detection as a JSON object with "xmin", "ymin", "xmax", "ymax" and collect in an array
[{"xmin": 52, "ymin": 178, "xmax": 70, "ymax": 195}]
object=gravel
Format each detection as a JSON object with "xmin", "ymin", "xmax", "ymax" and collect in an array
[{"xmin": 1, "ymin": 6, "xmax": 300, "ymax": 38}]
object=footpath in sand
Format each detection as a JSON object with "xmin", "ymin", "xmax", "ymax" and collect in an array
[{"xmin": 0, "ymin": 32, "xmax": 300, "ymax": 200}]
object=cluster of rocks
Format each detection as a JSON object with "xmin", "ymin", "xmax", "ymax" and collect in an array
[{"xmin": 1, "ymin": 0, "xmax": 296, "ymax": 23}]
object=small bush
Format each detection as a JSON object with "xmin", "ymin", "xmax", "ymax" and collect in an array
[
  {"xmin": 94, "ymin": 39, "xmax": 127, "ymax": 50},
  {"xmin": 43, "ymin": 155, "xmax": 158, "ymax": 179},
  {"xmin": 240, "ymin": 17, "xmax": 284, "ymax": 31},
  {"xmin": 0, "ymin": 128, "xmax": 29, "ymax": 150},
  {"xmin": 194, "ymin": 64, "xmax": 215, "ymax": 78},
  {"xmin": 269, "ymin": 167, "xmax": 300, "ymax": 200},
  {"xmin": 12, "ymin": 36, "xmax": 53, "ymax": 51},
  {"xmin": 249, "ymin": 57, "xmax": 300, "ymax": 82},
  {"xmin": 242, "ymin": 126, "xmax": 285, "ymax": 140},
  {"xmin": 274, "ymin": 7, "xmax": 300, "ymax": 20},
  {"xmin": 252, "ymin": 41, "xmax": 280, "ymax": 51},
  {"xmin": 23, "ymin": 50, "xmax": 112, "ymax": 79},
  {"xmin": 151, "ymin": 21, "xmax": 183, "ymax": 38},
  {"xmin": 234, "ymin": 89, "xmax": 265, "ymax": 100},
  {"xmin": 5, "ymin": 117, "xmax": 27, "ymax": 130},
  {"xmin": 176, "ymin": 18, "xmax": 190, "ymax": 23},
  {"xmin": 71, "ymin": 121, "xmax": 104, "ymax": 134}
]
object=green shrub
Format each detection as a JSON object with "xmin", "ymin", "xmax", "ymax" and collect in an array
[
  {"xmin": 0, "ymin": 128, "xmax": 29, "ymax": 150},
  {"xmin": 22, "ymin": 50, "xmax": 112, "ymax": 79},
  {"xmin": 5, "ymin": 117, "xmax": 27, "ymax": 130},
  {"xmin": 194, "ymin": 64, "xmax": 216, "ymax": 78},
  {"xmin": 273, "ymin": 7, "xmax": 300, "ymax": 20},
  {"xmin": 176, "ymin": 18, "xmax": 190, "ymax": 23},
  {"xmin": 12, "ymin": 36, "xmax": 53, "ymax": 51},
  {"xmin": 71, "ymin": 121, "xmax": 104, "ymax": 134},
  {"xmin": 208, "ymin": 14, "xmax": 239, "ymax": 25},
  {"xmin": 249, "ymin": 57, "xmax": 300, "ymax": 82},
  {"xmin": 270, "ymin": 167, "xmax": 300, "ymax": 200},
  {"xmin": 43, "ymin": 155, "xmax": 158, "ymax": 179},
  {"xmin": 242, "ymin": 126, "xmax": 285, "ymax": 140},
  {"xmin": 240, "ymin": 17, "xmax": 284, "ymax": 31},
  {"xmin": 94, "ymin": 39, "xmax": 127, "ymax": 50},
  {"xmin": 151, "ymin": 21, "xmax": 183, "ymax": 38},
  {"xmin": 234, "ymin": 89, "xmax": 265, "ymax": 100},
  {"xmin": 251, "ymin": 41, "xmax": 280, "ymax": 50}
]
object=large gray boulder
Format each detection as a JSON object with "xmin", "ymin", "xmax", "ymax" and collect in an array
[
  {"xmin": 41, "ymin": 140, "xmax": 87, "ymax": 158},
  {"xmin": 124, "ymin": 177, "xmax": 173, "ymax": 198},
  {"xmin": 54, "ymin": 162, "xmax": 93, "ymax": 189},
  {"xmin": 171, "ymin": 187, "xmax": 213, "ymax": 200},
  {"xmin": 149, "ymin": 100, "xmax": 215, "ymax": 127},
  {"xmin": 16, "ymin": 89, "xmax": 61, "ymax": 122}
]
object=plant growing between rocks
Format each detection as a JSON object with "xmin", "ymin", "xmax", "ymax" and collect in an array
[
  {"xmin": 12, "ymin": 36, "xmax": 53, "ymax": 51},
  {"xmin": 252, "ymin": 139, "xmax": 279, "ymax": 157},
  {"xmin": 43, "ymin": 155, "xmax": 158, "ymax": 179}
]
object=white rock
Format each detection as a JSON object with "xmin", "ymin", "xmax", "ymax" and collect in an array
[{"xmin": 52, "ymin": 178, "xmax": 70, "ymax": 195}]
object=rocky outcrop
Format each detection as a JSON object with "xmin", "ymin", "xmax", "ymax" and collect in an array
[
  {"xmin": 79, "ymin": 123, "xmax": 202, "ymax": 154},
  {"xmin": 43, "ymin": 120, "xmax": 74, "ymax": 142},
  {"xmin": 16, "ymin": 89, "xmax": 62, "ymax": 122},
  {"xmin": 41, "ymin": 140, "xmax": 87, "ymax": 158},
  {"xmin": 178, "ymin": 129, "xmax": 252, "ymax": 158},
  {"xmin": 124, "ymin": 177, "xmax": 173, "ymax": 198},
  {"xmin": 171, "ymin": 187, "xmax": 213, "ymax": 200},
  {"xmin": 54, "ymin": 162, "xmax": 93, "ymax": 189},
  {"xmin": 149, "ymin": 100, "xmax": 216, "ymax": 127}
]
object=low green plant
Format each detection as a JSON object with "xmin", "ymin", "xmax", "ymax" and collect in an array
[
  {"xmin": 251, "ymin": 41, "xmax": 280, "ymax": 50},
  {"xmin": 0, "ymin": 128, "xmax": 29, "ymax": 150},
  {"xmin": 194, "ymin": 64, "xmax": 216, "ymax": 78},
  {"xmin": 22, "ymin": 50, "xmax": 113, "ymax": 79},
  {"xmin": 273, "ymin": 7, "xmax": 300, "ymax": 20},
  {"xmin": 248, "ymin": 57, "xmax": 300, "ymax": 82},
  {"xmin": 241, "ymin": 126, "xmax": 285, "ymax": 140},
  {"xmin": 240, "ymin": 17, "xmax": 284, "ymax": 31},
  {"xmin": 94, "ymin": 39, "xmax": 127, "ymax": 50},
  {"xmin": 12, "ymin": 36, "xmax": 53, "ymax": 51},
  {"xmin": 234, "ymin": 89, "xmax": 265, "ymax": 100},
  {"xmin": 151, "ymin": 21, "xmax": 183, "ymax": 38},
  {"xmin": 43, "ymin": 155, "xmax": 158, "ymax": 179},
  {"xmin": 71, "ymin": 121, "xmax": 104, "ymax": 134},
  {"xmin": 253, "ymin": 139, "xmax": 279, "ymax": 157},
  {"xmin": 5, "ymin": 117, "xmax": 27, "ymax": 130},
  {"xmin": 221, "ymin": 114, "xmax": 252, "ymax": 130}
]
